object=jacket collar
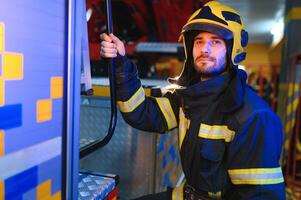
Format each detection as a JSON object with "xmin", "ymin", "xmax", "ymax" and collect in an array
[
  {"xmin": 220, "ymin": 69, "xmax": 247, "ymax": 113},
  {"xmin": 174, "ymin": 68, "xmax": 247, "ymax": 114}
]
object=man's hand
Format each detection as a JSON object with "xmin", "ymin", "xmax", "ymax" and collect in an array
[{"xmin": 100, "ymin": 33, "xmax": 125, "ymax": 58}]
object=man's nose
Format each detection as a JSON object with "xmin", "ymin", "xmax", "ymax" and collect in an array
[{"xmin": 200, "ymin": 42, "xmax": 210, "ymax": 54}]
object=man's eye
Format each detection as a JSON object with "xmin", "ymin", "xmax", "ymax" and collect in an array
[
  {"xmin": 195, "ymin": 40, "xmax": 202, "ymax": 45},
  {"xmin": 212, "ymin": 40, "xmax": 222, "ymax": 45}
]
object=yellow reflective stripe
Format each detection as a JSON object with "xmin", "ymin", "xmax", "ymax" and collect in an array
[
  {"xmin": 287, "ymin": 83, "xmax": 299, "ymax": 97},
  {"xmin": 228, "ymin": 167, "xmax": 284, "ymax": 185},
  {"xmin": 285, "ymin": 118, "xmax": 296, "ymax": 134},
  {"xmin": 179, "ymin": 108, "xmax": 190, "ymax": 148},
  {"xmin": 117, "ymin": 87, "xmax": 145, "ymax": 113},
  {"xmin": 286, "ymin": 7, "xmax": 301, "ymax": 22},
  {"xmin": 172, "ymin": 183, "xmax": 184, "ymax": 200},
  {"xmin": 286, "ymin": 97, "xmax": 299, "ymax": 116},
  {"xmin": 156, "ymin": 97, "xmax": 177, "ymax": 130},
  {"xmin": 208, "ymin": 191, "xmax": 221, "ymax": 199},
  {"xmin": 198, "ymin": 123, "xmax": 235, "ymax": 142}
]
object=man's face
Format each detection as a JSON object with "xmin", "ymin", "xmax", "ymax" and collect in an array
[{"xmin": 192, "ymin": 32, "xmax": 227, "ymax": 79}]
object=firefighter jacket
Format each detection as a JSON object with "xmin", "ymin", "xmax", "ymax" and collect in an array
[{"xmin": 114, "ymin": 56, "xmax": 285, "ymax": 200}]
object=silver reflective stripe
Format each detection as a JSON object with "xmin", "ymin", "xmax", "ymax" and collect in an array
[
  {"xmin": 117, "ymin": 87, "xmax": 145, "ymax": 113},
  {"xmin": 228, "ymin": 167, "xmax": 284, "ymax": 185},
  {"xmin": 156, "ymin": 97, "xmax": 177, "ymax": 130},
  {"xmin": 198, "ymin": 123, "xmax": 235, "ymax": 142}
]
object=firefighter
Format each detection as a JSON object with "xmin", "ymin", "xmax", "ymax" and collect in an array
[{"xmin": 100, "ymin": 1, "xmax": 285, "ymax": 199}]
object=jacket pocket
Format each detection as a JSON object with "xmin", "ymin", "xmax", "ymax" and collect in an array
[{"xmin": 200, "ymin": 139, "xmax": 225, "ymax": 162}]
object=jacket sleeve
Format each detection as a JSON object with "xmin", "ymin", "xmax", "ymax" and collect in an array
[
  {"xmin": 114, "ymin": 55, "xmax": 179, "ymax": 133},
  {"xmin": 226, "ymin": 110, "xmax": 285, "ymax": 200}
]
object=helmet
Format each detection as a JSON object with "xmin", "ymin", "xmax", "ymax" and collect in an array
[
  {"xmin": 180, "ymin": 1, "xmax": 248, "ymax": 65},
  {"xmin": 172, "ymin": 1, "xmax": 248, "ymax": 86}
]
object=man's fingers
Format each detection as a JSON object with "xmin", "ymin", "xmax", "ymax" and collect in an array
[
  {"xmin": 100, "ymin": 33, "xmax": 125, "ymax": 57},
  {"xmin": 100, "ymin": 46, "xmax": 118, "ymax": 58},
  {"xmin": 100, "ymin": 51, "xmax": 117, "ymax": 58},
  {"xmin": 101, "ymin": 46, "xmax": 117, "ymax": 54},
  {"xmin": 109, "ymin": 33, "xmax": 126, "ymax": 56},
  {"xmin": 100, "ymin": 33, "xmax": 112, "ymax": 42},
  {"xmin": 101, "ymin": 41, "xmax": 116, "ymax": 48},
  {"xmin": 109, "ymin": 33, "xmax": 122, "ymax": 45}
]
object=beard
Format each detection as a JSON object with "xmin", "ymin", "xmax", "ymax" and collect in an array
[{"xmin": 194, "ymin": 53, "xmax": 227, "ymax": 78}]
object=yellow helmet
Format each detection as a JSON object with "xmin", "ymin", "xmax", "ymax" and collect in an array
[{"xmin": 180, "ymin": 1, "xmax": 248, "ymax": 65}]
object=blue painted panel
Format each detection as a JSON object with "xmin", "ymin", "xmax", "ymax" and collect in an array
[
  {"xmin": 23, "ymin": 188, "xmax": 36, "ymax": 200},
  {"xmin": 5, "ymin": 166, "xmax": 38, "ymax": 199},
  {"xmin": 5, "ymin": 98, "xmax": 63, "ymax": 153},
  {"xmin": 38, "ymin": 155, "xmax": 62, "ymax": 195},
  {"xmin": 5, "ymin": 118, "xmax": 63, "ymax": 154},
  {"xmin": 0, "ymin": 0, "xmax": 68, "ymax": 198},
  {"xmin": 0, "ymin": 104, "xmax": 22, "ymax": 130}
]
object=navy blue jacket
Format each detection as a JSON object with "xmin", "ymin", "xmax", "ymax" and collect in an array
[{"xmin": 114, "ymin": 56, "xmax": 285, "ymax": 200}]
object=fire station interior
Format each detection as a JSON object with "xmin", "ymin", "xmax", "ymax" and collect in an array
[
  {"xmin": 79, "ymin": 0, "xmax": 300, "ymax": 199},
  {"xmin": 0, "ymin": 0, "xmax": 301, "ymax": 199}
]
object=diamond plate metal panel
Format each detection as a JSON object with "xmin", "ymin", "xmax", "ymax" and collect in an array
[
  {"xmin": 80, "ymin": 97, "xmax": 111, "ymax": 148},
  {"xmin": 78, "ymin": 172, "xmax": 115, "ymax": 200},
  {"xmin": 80, "ymin": 96, "xmax": 157, "ymax": 199}
]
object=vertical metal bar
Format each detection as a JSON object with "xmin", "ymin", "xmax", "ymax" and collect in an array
[
  {"xmin": 287, "ymin": 57, "xmax": 298, "ymax": 178},
  {"xmin": 285, "ymin": 57, "xmax": 293, "ymax": 177},
  {"xmin": 62, "ymin": 0, "xmax": 69, "ymax": 198},
  {"xmin": 105, "ymin": 0, "xmax": 117, "ymax": 145},
  {"xmin": 79, "ymin": 0, "xmax": 117, "ymax": 158},
  {"xmin": 271, "ymin": 64, "xmax": 277, "ymax": 111},
  {"xmin": 295, "ymin": 54, "xmax": 301, "ymax": 200},
  {"xmin": 65, "ymin": 0, "xmax": 81, "ymax": 198},
  {"xmin": 293, "ymin": 56, "xmax": 301, "ymax": 184},
  {"xmin": 106, "ymin": 0, "xmax": 113, "ymax": 34},
  {"xmin": 258, "ymin": 66, "xmax": 263, "ymax": 97},
  {"xmin": 293, "ymin": 75, "xmax": 300, "ymax": 179}
]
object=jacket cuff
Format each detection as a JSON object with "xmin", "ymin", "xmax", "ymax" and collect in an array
[{"xmin": 114, "ymin": 55, "xmax": 138, "ymax": 85}]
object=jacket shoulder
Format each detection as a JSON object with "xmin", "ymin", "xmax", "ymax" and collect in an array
[{"xmin": 233, "ymin": 86, "xmax": 277, "ymax": 125}]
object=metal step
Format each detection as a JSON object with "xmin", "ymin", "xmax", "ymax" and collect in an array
[{"xmin": 78, "ymin": 171, "xmax": 118, "ymax": 200}]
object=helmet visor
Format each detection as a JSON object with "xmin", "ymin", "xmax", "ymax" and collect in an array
[{"xmin": 183, "ymin": 22, "xmax": 233, "ymax": 40}]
